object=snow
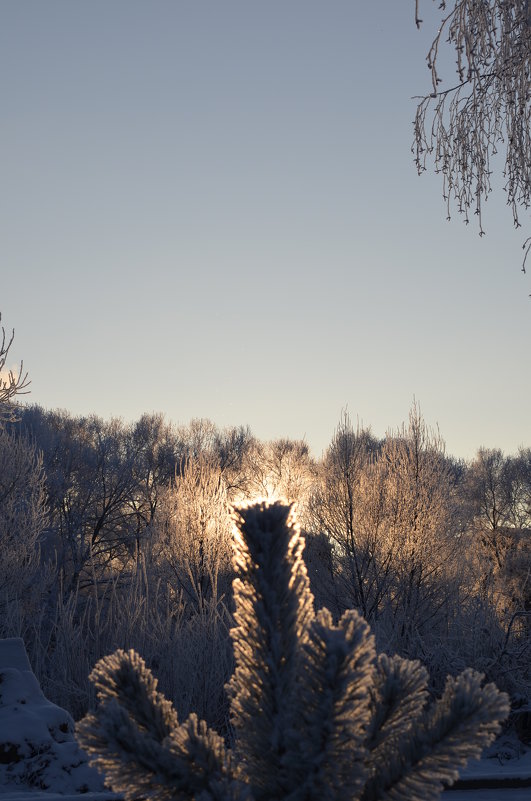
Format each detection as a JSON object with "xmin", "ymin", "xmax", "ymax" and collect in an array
[
  {"xmin": 442, "ymin": 791, "xmax": 531, "ymax": 800},
  {"xmin": 459, "ymin": 749, "xmax": 531, "ymax": 783},
  {"xmin": 0, "ymin": 795, "xmax": 117, "ymax": 801},
  {"xmin": 0, "ymin": 642, "xmax": 32, "ymax": 673},
  {"xmin": 0, "ymin": 639, "xmax": 104, "ymax": 795},
  {"xmin": 440, "ymin": 739, "xmax": 531, "ymax": 800}
]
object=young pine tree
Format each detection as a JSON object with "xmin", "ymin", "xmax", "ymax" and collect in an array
[{"xmin": 77, "ymin": 501, "xmax": 509, "ymax": 801}]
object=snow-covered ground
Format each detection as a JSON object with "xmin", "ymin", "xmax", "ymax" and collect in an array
[
  {"xmin": 458, "ymin": 748, "xmax": 531, "ymax": 783},
  {"xmin": 0, "ymin": 756, "xmax": 529, "ymax": 800},
  {"xmin": 442, "ymin": 792, "xmax": 530, "ymax": 800},
  {"xmin": 0, "ymin": 640, "xmax": 103, "ymax": 796},
  {"xmin": 0, "ymin": 795, "xmax": 117, "ymax": 801},
  {"xmin": 1, "ymin": 749, "xmax": 529, "ymax": 801},
  {"xmin": 441, "ymin": 742, "xmax": 531, "ymax": 801}
]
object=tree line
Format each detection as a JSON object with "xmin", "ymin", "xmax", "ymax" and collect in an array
[{"xmin": 0, "ymin": 400, "xmax": 528, "ymax": 731}]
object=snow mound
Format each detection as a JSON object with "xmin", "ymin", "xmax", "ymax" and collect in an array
[{"xmin": 0, "ymin": 639, "xmax": 104, "ymax": 794}]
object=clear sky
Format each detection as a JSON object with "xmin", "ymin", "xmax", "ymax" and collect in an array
[{"xmin": 1, "ymin": 1, "xmax": 530, "ymax": 460}]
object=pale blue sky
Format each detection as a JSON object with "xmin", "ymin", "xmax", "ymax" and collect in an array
[{"xmin": 1, "ymin": 1, "xmax": 530, "ymax": 459}]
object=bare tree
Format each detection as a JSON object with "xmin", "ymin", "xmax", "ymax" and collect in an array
[
  {"xmin": 372, "ymin": 405, "xmax": 463, "ymax": 650},
  {"xmin": 467, "ymin": 448, "xmax": 515, "ymax": 569},
  {"xmin": 153, "ymin": 453, "xmax": 233, "ymax": 611},
  {"xmin": 466, "ymin": 447, "xmax": 531, "ymax": 626},
  {"xmin": 238, "ymin": 437, "xmax": 315, "ymax": 517},
  {"xmin": 125, "ymin": 413, "xmax": 182, "ymax": 558},
  {"xmin": 0, "ymin": 313, "xmax": 53, "ymax": 639},
  {"xmin": 307, "ymin": 412, "xmax": 382, "ymax": 620},
  {"xmin": 506, "ymin": 447, "xmax": 531, "ymax": 528},
  {"xmin": 19, "ymin": 409, "xmax": 145, "ymax": 591},
  {"xmin": 0, "ymin": 313, "xmax": 30, "ymax": 422},
  {"xmin": 413, "ymin": 1, "xmax": 531, "ymax": 270},
  {"xmin": 175, "ymin": 418, "xmax": 255, "ymax": 500},
  {"xmin": 0, "ymin": 425, "xmax": 48, "ymax": 629}
]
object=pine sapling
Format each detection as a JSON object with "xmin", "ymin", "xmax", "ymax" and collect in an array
[{"xmin": 77, "ymin": 501, "xmax": 510, "ymax": 801}]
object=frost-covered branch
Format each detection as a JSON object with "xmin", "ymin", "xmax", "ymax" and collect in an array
[
  {"xmin": 413, "ymin": 2, "xmax": 531, "ymax": 270},
  {"xmin": 0, "ymin": 313, "xmax": 30, "ymax": 423}
]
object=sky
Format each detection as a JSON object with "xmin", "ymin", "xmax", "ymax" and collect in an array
[{"xmin": 1, "ymin": 0, "xmax": 530, "ymax": 461}]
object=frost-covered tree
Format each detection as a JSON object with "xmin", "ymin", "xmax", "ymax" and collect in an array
[
  {"xmin": 0, "ymin": 314, "xmax": 49, "ymax": 637},
  {"xmin": 153, "ymin": 453, "xmax": 233, "ymax": 610},
  {"xmin": 413, "ymin": 1, "xmax": 531, "ymax": 270},
  {"xmin": 238, "ymin": 437, "xmax": 315, "ymax": 515},
  {"xmin": 0, "ymin": 313, "xmax": 30, "ymax": 422},
  {"xmin": 18, "ymin": 409, "xmax": 162, "ymax": 591},
  {"xmin": 307, "ymin": 405, "xmax": 463, "ymax": 643},
  {"xmin": 465, "ymin": 448, "xmax": 531, "ymax": 650},
  {"xmin": 77, "ymin": 501, "xmax": 509, "ymax": 801},
  {"xmin": 0, "ymin": 428, "xmax": 48, "ymax": 638},
  {"xmin": 467, "ymin": 448, "xmax": 515, "ymax": 570},
  {"xmin": 307, "ymin": 412, "xmax": 380, "ymax": 620},
  {"xmin": 370, "ymin": 405, "xmax": 462, "ymax": 647}
]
